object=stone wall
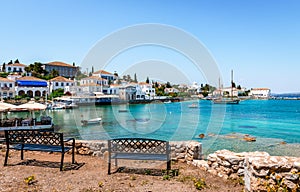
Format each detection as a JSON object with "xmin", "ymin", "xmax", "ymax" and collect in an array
[
  {"xmin": 193, "ymin": 149, "xmax": 300, "ymax": 192},
  {"xmin": 73, "ymin": 140, "xmax": 203, "ymax": 162}
]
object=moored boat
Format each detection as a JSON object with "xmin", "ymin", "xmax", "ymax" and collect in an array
[{"xmin": 81, "ymin": 117, "xmax": 102, "ymax": 126}]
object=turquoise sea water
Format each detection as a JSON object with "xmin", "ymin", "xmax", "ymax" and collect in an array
[{"xmin": 7, "ymin": 100, "xmax": 300, "ymax": 156}]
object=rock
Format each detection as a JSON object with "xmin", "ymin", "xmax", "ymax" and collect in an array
[
  {"xmin": 283, "ymin": 179, "xmax": 297, "ymax": 190},
  {"xmin": 283, "ymin": 173, "xmax": 299, "ymax": 181},
  {"xmin": 193, "ymin": 160, "xmax": 209, "ymax": 170},
  {"xmin": 237, "ymin": 168, "xmax": 244, "ymax": 176},
  {"xmin": 252, "ymin": 168, "xmax": 269, "ymax": 177},
  {"xmin": 293, "ymin": 161, "xmax": 300, "ymax": 170},
  {"xmin": 243, "ymin": 135, "xmax": 256, "ymax": 142},
  {"xmin": 198, "ymin": 133, "xmax": 205, "ymax": 139},
  {"xmin": 207, "ymin": 154, "xmax": 218, "ymax": 162}
]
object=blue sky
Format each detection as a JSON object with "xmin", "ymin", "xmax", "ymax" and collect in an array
[{"xmin": 0, "ymin": 0, "xmax": 299, "ymax": 93}]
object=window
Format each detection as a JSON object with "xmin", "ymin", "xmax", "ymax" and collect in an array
[
  {"xmin": 55, "ymin": 82, "xmax": 58, "ymax": 86},
  {"xmin": 66, "ymin": 83, "xmax": 69, "ymax": 86},
  {"xmin": 9, "ymin": 83, "xmax": 12, "ymax": 88},
  {"xmin": 61, "ymin": 83, "xmax": 63, "ymax": 86},
  {"xmin": 8, "ymin": 67, "xmax": 11, "ymax": 71}
]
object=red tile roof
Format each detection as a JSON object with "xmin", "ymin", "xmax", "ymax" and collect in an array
[
  {"xmin": 17, "ymin": 76, "xmax": 47, "ymax": 81},
  {"xmin": 49, "ymin": 76, "xmax": 73, "ymax": 82},
  {"xmin": 7, "ymin": 63, "xmax": 26, "ymax": 67},
  {"xmin": 47, "ymin": 61, "xmax": 76, "ymax": 68},
  {"xmin": 0, "ymin": 77, "xmax": 14, "ymax": 82},
  {"xmin": 93, "ymin": 70, "xmax": 113, "ymax": 75}
]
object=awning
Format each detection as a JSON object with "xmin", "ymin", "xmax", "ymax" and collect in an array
[{"xmin": 17, "ymin": 80, "xmax": 47, "ymax": 87}]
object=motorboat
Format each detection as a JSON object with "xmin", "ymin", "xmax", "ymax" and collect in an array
[
  {"xmin": 81, "ymin": 117, "xmax": 102, "ymax": 126},
  {"xmin": 164, "ymin": 100, "xmax": 172, "ymax": 104}
]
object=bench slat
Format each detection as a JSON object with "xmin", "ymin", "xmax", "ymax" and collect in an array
[
  {"xmin": 111, "ymin": 153, "xmax": 168, "ymax": 161},
  {"xmin": 12, "ymin": 144, "xmax": 72, "ymax": 153}
]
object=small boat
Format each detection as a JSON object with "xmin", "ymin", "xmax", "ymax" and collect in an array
[
  {"xmin": 164, "ymin": 100, "xmax": 172, "ymax": 104},
  {"xmin": 212, "ymin": 98, "xmax": 240, "ymax": 104},
  {"xmin": 188, "ymin": 103, "xmax": 198, "ymax": 108},
  {"xmin": 118, "ymin": 109, "xmax": 128, "ymax": 113},
  {"xmin": 81, "ymin": 117, "xmax": 102, "ymax": 126}
]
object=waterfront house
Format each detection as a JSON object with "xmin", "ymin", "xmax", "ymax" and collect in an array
[
  {"xmin": 249, "ymin": 88, "xmax": 271, "ymax": 99},
  {"xmin": 49, "ymin": 76, "xmax": 75, "ymax": 93},
  {"xmin": 43, "ymin": 61, "xmax": 79, "ymax": 78},
  {"xmin": 139, "ymin": 82, "xmax": 155, "ymax": 99},
  {"xmin": 0, "ymin": 77, "xmax": 15, "ymax": 98},
  {"xmin": 164, "ymin": 87, "xmax": 179, "ymax": 94},
  {"xmin": 15, "ymin": 76, "xmax": 48, "ymax": 98},
  {"xmin": 5, "ymin": 63, "xmax": 26, "ymax": 74},
  {"xmin": 92, "ymin": 70, "xmax": 116, "ymax": 82},
  {"xmin": 80, "ymin": 76, "xmax": 108, "ymax": 86}
]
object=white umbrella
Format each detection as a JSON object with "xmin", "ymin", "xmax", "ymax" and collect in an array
[
  {"xmin": 16, "ymin": 101, "xmax": 47, "ymax": 111},
  {"xmin": 0, "ymin": 102, "xmax": 18, "ymax": 111}
]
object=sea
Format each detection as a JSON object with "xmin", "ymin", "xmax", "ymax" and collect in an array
[{"xmin": 6, "ymin": 99, "xmax": 300, "ymax": 157}]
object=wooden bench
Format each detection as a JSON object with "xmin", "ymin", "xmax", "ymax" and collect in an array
[
  {"xmin": 108, "ymin": 138, "xmax": 171, "ymax": 174},
  {"xmin": 4, "ymin": 129, "xmax": 75, "ymax": 171}
]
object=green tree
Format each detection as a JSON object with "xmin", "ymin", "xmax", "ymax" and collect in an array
[
  {"xmin": 2, "ymin": 63, "xmax": 5, "ymax": 72},
  {"xmin": 146, "ymin": 77, "xmax": 149, "ymax": 84},
  {"xmin": 166, "ymin": 82, "xmax": 172, "ymax": 88},
  {"xmin": 50, "ymin": 69, "xmax": 59, "ymax": 77},
  {"xmin": 14, "ymin": 59, "xmax": 19, "ymax": 63},
  {"xmin": 92, "ymin": 66, "xmax": 94, "ymax": 73},
  {"xmin": 237, "ymin": 85, "xmax": 241, "ymax": 90},
  {"xmin": 134, "ymin": 73, "xmax": 138, "ymax": 83},
  {"xmin": 8, "ymin": 60, "xmax": 13, "ymax": 64}
]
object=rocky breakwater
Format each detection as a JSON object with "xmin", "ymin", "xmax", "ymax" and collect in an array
[
  {"xmin": 192, "ymin": 149, "xmax": 300, "ymax": 191},
  {"xmin": 244, "ymin": 155, "xmax": 300, "ymax": 191}
]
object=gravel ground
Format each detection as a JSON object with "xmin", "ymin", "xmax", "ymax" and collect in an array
[{"xmin": 0, "ymin": 149, "xmax": 244, "ymax": 192}]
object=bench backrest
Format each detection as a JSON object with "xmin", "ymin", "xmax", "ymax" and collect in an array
[
  {"xmin": 108, "ymin": 138, "xmax": 170, "ymax": 154},
  {"xmin": 5, "ymin": 129, "xmax": 63, "ymax": 146}
]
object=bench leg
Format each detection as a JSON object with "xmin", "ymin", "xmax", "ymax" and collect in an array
[
  {"xmin": 21, "ymin": 149, "xmax": 24, "ymax": 160},
  {"xmin": 108, "ymin": 156, "xmax": 111, "ymax": 174},
  {"xmin": 115, "ymin": 158, "xmax": 118, "ymax": 167},
  {"xmin": 72, "ymin": 142, "xmax": 75, "ymax": 164},
  {"xmin": 4, "ymin": 148, "xmax": 9, "ymax": 166},
  {"xmin": 60, "ymin": 153, "xmax": 64, "ymax": 171},
  {"xmin": 167, "ymin": 160, "xmax": 171, "ymax": 171}
]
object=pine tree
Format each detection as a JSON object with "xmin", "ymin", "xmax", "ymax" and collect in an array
[
  {"xmin": 134, "ymin": 73, "xmax": 137, "ymax": 83},
  {"xmin": 14, "ymin": 59, "xmax": 19, "ymax": 63},
  {"xmin": 146, "ymin": 77, "xmax": 149, "ymax": 84}
]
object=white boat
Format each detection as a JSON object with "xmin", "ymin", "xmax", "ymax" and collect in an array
[
  {"xmin": 164, "ymin": 100, "xmax": 172, "ymax": 104},
  {"xmin": 50, "ymin": 103, "xmax": 66, "ymax": 110},
  {"xmin": 188, "ymin": 103, "xmax": 198, "ymax": 108},
  {"xmin": 81, "ymin": 117, "xmax": 102, "ymax": 126}
]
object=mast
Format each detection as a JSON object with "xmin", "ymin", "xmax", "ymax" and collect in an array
[{"xmin": 231, "ymin": 70, "xmax": 233, "ymax": 99}]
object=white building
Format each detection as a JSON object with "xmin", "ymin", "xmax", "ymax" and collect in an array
[
  {"xmin": 0, "ymin": 77, "xmax": 15, "ymax": 98},
  {"xmin": 249, "ymin": 88, "xmax": 271, "ymax": 99},
  {"xmin": 5, "ymin": 63, "xmax": 26, "ymax": 74},
  {"xmin": 92, "ymin": 70, "xmax": 115, "ymax": 81},
  {"xmin": 139, "ymin": 82, "xmax": 155, "ymax": 99},
  {"xmin": 81, "ymin": 76, "xmax": 108, "ymax": 86},
  {"xmin": 15, "ymin": 76, "xmax": 48, "ymax": 98},
  {"xmin": 49, "ymin": 76, "xmax": 74, "ymax": 93}
]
